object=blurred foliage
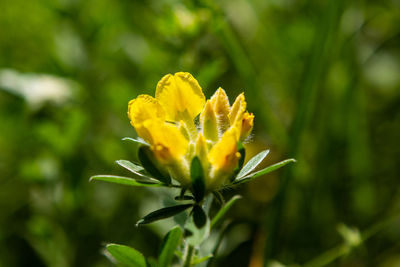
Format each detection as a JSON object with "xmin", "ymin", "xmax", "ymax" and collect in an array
[{"xmin": 0, "ymin": 0, "xmax": 399, "ymax": 266}]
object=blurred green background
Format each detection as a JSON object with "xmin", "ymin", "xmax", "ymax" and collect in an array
[{"xmin": 1, "ymin": 0, "xmax": 399, "ymax": 266}]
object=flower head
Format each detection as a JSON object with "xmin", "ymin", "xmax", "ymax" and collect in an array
[{"xmin": 128, "ymin": 72, "xmax": 254, "ymax": 192}]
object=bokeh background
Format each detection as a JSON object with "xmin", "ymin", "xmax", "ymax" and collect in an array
[{"xmin": 1, "ymin": 0, "xmax": 400, "ymax": 266}]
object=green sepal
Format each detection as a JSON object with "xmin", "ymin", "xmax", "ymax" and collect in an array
[
  {"xmin": 158, "ymin": 226, "xmax": 182, "ymax": 267},
  {"xmin": 138, "ymin": 145, "xmax": 171, "ymax": 184},
  {"xmin": 137, "ymin": 204, "xmax": 193, "ymax": 226},
  {"xmin": 192, "ymin": 205, "xmax": 207, "ymax": 229},
  {"xmin": 190, "ymin": 156, "xmax": 206, "ymax": 203},
  {"xmin": 106, "ymin": 243, "xmax": 146, "ymax": 267}
]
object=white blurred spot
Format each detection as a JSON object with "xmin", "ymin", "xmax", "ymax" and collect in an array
[{"xmin": 0, "ymin": 69, "xmax": 75, "ymax": 108}]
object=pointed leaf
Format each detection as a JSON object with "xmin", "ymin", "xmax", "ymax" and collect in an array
[
  {"xmin": 190, "ymin": 156, "xmax": 205, "ymax": 202},
  {"xmin": 106, "ymin": 243, "xmax": 146, "ymax": 267},
  {"xmin": 158, "ymin": 226, "xmax": 182, "ymax": 267},
  {"xmin": 137, "ymin": 204, "xmax": 193, "ymax": 225},
  {"xmin": 175, "ymin": 195, "xmax": 195, "ymax": 201},
  {"xmin": 191, "ymin": 254, "xmax": 213, "ymax": 265},
  {"xmin": 90, "ymin": 175, "xmax": 162, "ymax": 187},
  {"xmin": 122, "ymin": 137, "xmax": 148, "ymax": 145},
  {"xmin": 234, "ymin": 158, "xmax": 296, "ymax": 185},
  {"xmin": 192, "ymin": 205, "xmax": 207, "ymax": 228},
  {"xmin": 138, "ymin": 146, "xmax": 171, "ymax": 184},
  {"xmin": 116, "ymin": 160, "xmax": 161, "ymax": 183},
  {"xmin": 116, "ymin": 159, "xmax": 144, "ymax": 173},
  {"xmin": 211, "ymin": 195, "xmax": 242, "ymax": 228},
  {"xmin": 236, "ymin": 149, "xmax": 270, "ymax": 179}
]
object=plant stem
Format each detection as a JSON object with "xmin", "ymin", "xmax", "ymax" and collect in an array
[{"xmin": 183, "ymin": 245, "xmax": 194, "ymax": 267}]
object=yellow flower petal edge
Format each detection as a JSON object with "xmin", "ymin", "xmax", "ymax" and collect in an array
[
  {"xmin": 128, "ymin": 94, "xmax": 166, "ymax": 127},
  {"xmin": 156, "ymin": 72, "xmax": 205, "ymax": 122}
]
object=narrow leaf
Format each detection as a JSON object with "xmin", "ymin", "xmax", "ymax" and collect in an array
[
  {"xmin": 116, "ymin": 159, "xmax": 144, "ymax": 173},
  {"xmin": 106, "ymin": 243, "xmax": 146, "ymax": 267},
  {"xmin": 211, "ymin": 195, "xmax": 242, "ymax": 228},
  {"xmin": 137, "ymin": 204, "xmax": 193, "ymax": 225},
  {"xmin": 158, "ymin": 226, "xmax": 182, "ymax": 267},
  {"xmin": 192, "ymin": 205, "xmax": 207, "ymax": 228},
  {"xmin": 175, "ymin": 195, "xmax": 195, "ymax": 201},
  {"xmin": 90, "ymin": 175, "xmax": 162, "ymax": 187},
  {"xmin": 234, "ymin": 158, "xmax": 296, "ymax": 185},
  {"xmin": 236, "ymin": 149, "xmax": 270, "ymax": 179},
  {"xmin": 190, "ymin": 156, "xmax": 205, "ymax": 202},
  {"xmin": 138, "ymin": 146, "xmax": 171, "ymax": 184},
  {"xmin": 122, "ymin": 137, "xmax": 148, "ymax": 145},
  {"xmin": 191, "ymin": 254, "xmax": 213, "ymax": 265}
]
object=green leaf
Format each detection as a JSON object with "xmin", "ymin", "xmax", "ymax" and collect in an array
[
  {"xmin": 90, "ymin": 175, "xmax": 162, "ymax": 187},
  {"xmin": 174, "ymin": 195, "xmax": 195, "ymax": 201},
  {"xmin": 191, "ymin": 254, "xmax": 213, "ymax": 265},
  {"xmin": 137, "ymin": 204, "xmax": 193, "ymax": 225},
  {"xmin": 106, "ymin": 243, "xmax": 146, "ymax": 267},
  {"xmin": 190, "ymin": 156, "xmax": 205, "ymax": 202},
  {"xmin": 122, "ymin": 137, "xmax": 148, "ymax": 145},
  {"xmin": 211, "ymin": 195, "xmax": 242, "ymax": 228},
  {"xmin": 192, "ymin": 205, "xmax": 207, "ymax": 228},
  {"xmin": 158, "ymin": 226, "xmax": 182, "ymax": 267},
  {"xmin": 138, "ymin": 146, "xmax": 171, "ymax": 184},
  {"xmin": 233, "ymin": 158, "xmax": 296, "ymax": 185},
  {"xmin": 116, "ymin": 160, "xmax": 144, "ymax": 173},
  {"xmin": 236, "ymin": 149, "xmax": 270, "ymax": 179}
]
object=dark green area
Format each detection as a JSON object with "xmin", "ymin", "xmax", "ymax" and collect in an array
[{"xmin": 0, "ymin": 0, "xmax": 399, "ymax": 266}]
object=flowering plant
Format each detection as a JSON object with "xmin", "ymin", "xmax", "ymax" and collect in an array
[{"xmin": 91, "ymin": 72, "xmax": 295, "ymax": 267}]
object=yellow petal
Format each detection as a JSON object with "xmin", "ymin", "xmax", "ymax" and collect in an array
[
  {"xmin": 240, "ymin": 112, "xmax": 254, "ymax": 141},
  {"xmin": 200, "ymin": 100, "xmax": 218, "ymax": 142},
  {"xmin": 141, "ymin": 120, "xmax": 188, "ymax": 164},
  {"xmin": 156, "ymin": 72, "xmax": 205, "ymax": 122},
  {"xmin": 208, "ymin": 127, "xmax": 240, "ymax": 172},
  {"xmin": 128, "ymin": 94, "xmax": 166, "ymax": 127},
  {"xmin": 210, "ymin": 87, "xmax": 230, "ymax": 132},
  {"xmin": 229, "ymin": 93, "xmax": 246, "ymax": 125}
]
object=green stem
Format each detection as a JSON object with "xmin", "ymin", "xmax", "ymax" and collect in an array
[{"xmin": 183, "ymin": 245, "xmax": 194, "ymax": 267}]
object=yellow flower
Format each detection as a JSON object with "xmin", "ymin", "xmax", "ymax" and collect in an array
[
  {"xmin": 156, "ymin": 72, "xmax": 205, "ymax": 122},
  {"xmin": 127, "ymin": 72, "xmax": 254, "ymax": 190}
]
